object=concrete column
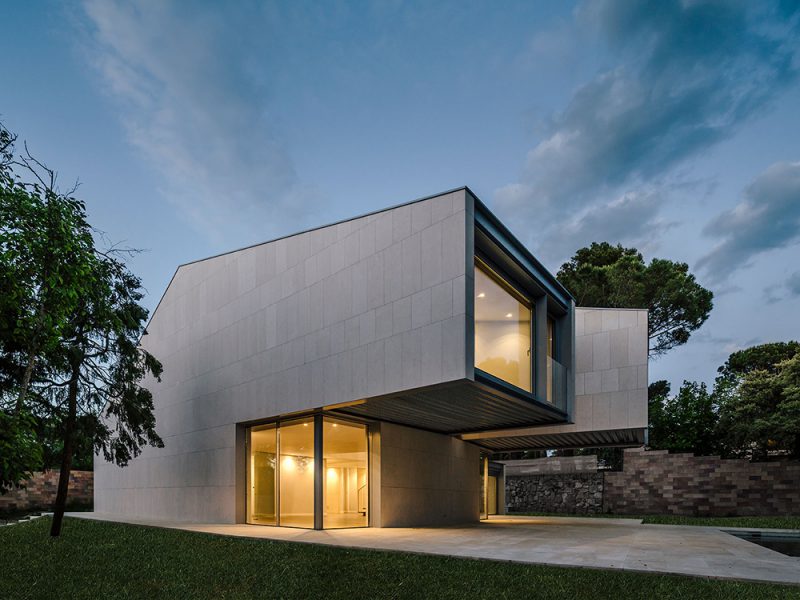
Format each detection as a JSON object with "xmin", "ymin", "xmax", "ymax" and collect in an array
[
  {"xmin": 369, "ymin": 423, "xmax": 381, "ymax": 527},
  {"xmin": 234, "ymin": 424, "xmax": 246, "ymax": 523},
  {"xmin": 497, "ymin": 464, "xmax": 506, "ymax": 515},
  {"xmin": 482, "ymin": 455, "xmax": 489, "ymax": 520},
  {"xmin": 534, "ymin": 295, "xmax": 548, "ymax": 402},
  {"xmin": 563, "ymin": 299, "xmax": 576, "ymax": 418}
]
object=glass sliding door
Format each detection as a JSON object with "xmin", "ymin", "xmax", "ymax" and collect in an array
[
  {"xmin": 323, "ymin": 418, "xmax": 368, "ymax": 529},
  {"xmin": 278, "ymin": 417, "xmax": 315, "ymax": 528},
  {"xmin": 246, "ymin": 415, "xmax": 369, "ymax": 529},
  {"xmin": 247, "ymin": 424, "xmax": 277, "ymax": 525}
]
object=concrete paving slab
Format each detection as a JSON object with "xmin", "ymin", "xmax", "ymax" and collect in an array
[{"xmin": 67, "ymin": 513, "xmax": 800, "ymax": 586}]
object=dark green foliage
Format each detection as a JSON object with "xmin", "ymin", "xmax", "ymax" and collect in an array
[
  {"xmin": 648, "ymin": 380, "xmax": 718, "ymax": 455},
  {"xmin": 717, "ymin": 342, "xmax": 800, "ymax": 380},
  {"xmin": 0, "ymin": 410, "xmax": 42, "ymax": 491},
  {"xmin": 1, "ymin": 517, "xmax": 795, "ymax": 600},
  {"xmin": 557, "ymin": 242, "xmax": 713, "ymax": 356},
  {"xmin": 0, "ymin": 122, "xmax": 162, "ymax": 535},
  {"xmin": 34, "ymin": 413, "xmax": 98, "ymax": 471},
  {"xmin": 717, "ymin": 349, "xmax": 800, "ymax": 459},
  {"xmin": 0, "ymin": 123, "xmax": 98, "ymax": 413}
]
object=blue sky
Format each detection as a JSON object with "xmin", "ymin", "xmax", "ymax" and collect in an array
[{"xmin": 2, "ymin": 1, "xmax": 799, "ymax": 391}]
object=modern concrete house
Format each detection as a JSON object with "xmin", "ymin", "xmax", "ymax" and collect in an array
[{"xmin": 94, "ymin": 187, "xmax": 648, "ymax": 529}]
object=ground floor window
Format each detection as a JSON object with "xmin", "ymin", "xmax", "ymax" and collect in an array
[{"xmin": 246, "ymin": 415, "xmax": 368, "ymax": 529}]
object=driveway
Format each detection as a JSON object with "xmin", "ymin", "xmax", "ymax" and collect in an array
[{"xmin": 69, "ymin": 513, "xmax": 800, "ymax": 585}]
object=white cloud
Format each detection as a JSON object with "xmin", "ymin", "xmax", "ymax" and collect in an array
[
  {"xmin": 81, "ymin": 0, "xmax": 319, "ymax": 246},
  {"xmin": 698, "ymin": 161, "xmax": 800, "ymax": 282},
  {"xmin": 494, "ymin": 0, "xmax": 799, "ymax": 263}
]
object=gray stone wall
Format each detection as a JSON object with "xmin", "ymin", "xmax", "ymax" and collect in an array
[
  {"xmin": 506, "ymin": 473, "xmax": 604, "ymax": 514},
  {"xmin": 502, "ymin": 456, "xmax": 598, "ymax": 476}
]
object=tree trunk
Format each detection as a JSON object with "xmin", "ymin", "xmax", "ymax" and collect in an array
[
  {"xmin": 50, "ymin": 366, "xmax": 79, "ymax": 538},
  {"xmin": 14, "ymin": 353, "xmax": 36, "ymax": 414}
]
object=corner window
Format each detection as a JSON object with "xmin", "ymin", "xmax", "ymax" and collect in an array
[{"xmin": 474, "ymin": 261, "xmax": 532, "ymax": 392}]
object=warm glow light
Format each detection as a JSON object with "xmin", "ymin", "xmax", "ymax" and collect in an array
[
  {"xmin": 505, "ymin": 313, "xmax": 513, "ymax": 318},
  {"xmin": 477, "ymin": 292, "xmax": 485, "ymax": 298},
  {"xmin": 327, "ymin": 467, "xmax": 338, "ymax": 481},
  {"xmin": 303, "ymin": 423, "xmax": 308, "ymax": 427},
  {"xmin": 282, "ymin": 456, "xmax": 295, "ymax": 471},
  {"xmin": 332, "ymin": 423, "xmax": 338, "ymax": 428}
]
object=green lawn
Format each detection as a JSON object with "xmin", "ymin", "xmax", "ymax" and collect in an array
[
  {"xmin": 1, "ymin": 518, "xmax": 798, "ymax": 599},
  {"xmin": 510, "ymin": 512, "xmax": 800, "ymax": 530}
]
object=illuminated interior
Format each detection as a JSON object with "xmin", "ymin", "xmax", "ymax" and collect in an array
[
  {"xmin": 247, "ymin": 423, "xmax": 276, "ymax": 525},
  {"xmin": 474, "ymin": 261, "xmax": 532, "ymax": 392},
  {"xmin": 278, "ymin": 418, "xmax": 315, "ymax": 528},
  {"xmin": 323, "ymin": 418, "xmax": 368, "ymax": 529},
  {"xmin": 247, "ymin": 416, "xmax": 367, "ymax": 529}
]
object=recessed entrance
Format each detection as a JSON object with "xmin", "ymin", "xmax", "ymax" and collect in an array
[{"xmin": 246, "ymin": 415, "xmax": 368, "ymax": 529}]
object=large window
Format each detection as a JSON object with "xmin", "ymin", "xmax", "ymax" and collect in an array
[
  {"xmin": 247, "ymin": 424, "xmax": 277, "ymax": 525},
  {"xmin": 247, "ymin": 416, "xmax": 368, "ymax": 529},
  {"xmin": 474, "ymin": 262, "xmax": 532, "ymax": 392},
  {"xmin": 278, "ymin": 418, "xmax": 315, "ymax": 528},
  {"xmin": 323, "ymin": 418, "xmax": 368, "ymax": 529}
]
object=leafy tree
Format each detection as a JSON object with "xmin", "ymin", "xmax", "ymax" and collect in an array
[
  {"xmin": 0, "ymin": 122, "xmax": 163, "ymax": 535},
  {"xmin": 557, "ymin": 242, "xmax": 713, "ymax": 357},
  {"xmin": 0, "ymin": 122, "xmax": 95, "ymax": 413},
  {"xmin": 44, "ymin": 250, "xmax": 164, "ymax": 536},
  {"xmin": 648, "ymin": 380, "xmax": 718, "ymax": 455},
  {"xmin": 717, "ymin": 346, "xmax": 800, "ymax": 459},
  {"xmin": 0, "ymin": 410, "xmax": 42, "ymax": 492}
]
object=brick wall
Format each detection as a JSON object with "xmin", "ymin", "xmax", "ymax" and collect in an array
[
  {"xmin": 603, "ymin": 449, "xmax": 800, "ymax": 516},
  {"xmin": 504, "ymin": 449, "xmax": 800, "ymax": 516},
  {"xmin": 0, "ymin": 471, "xmax": 93, "ymax": 514}
]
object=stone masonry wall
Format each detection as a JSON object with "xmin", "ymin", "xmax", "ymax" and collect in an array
[
  {"xmin": 603, "ymin": 449, "xmax": 800, "ymax": 516},
  {"xmin": 0, "ymin": 470, "xmax": 93, "ymax": 514},
  {"xmin": 506, "ymin": 473, "xmax": 604, "ymax": 514}
]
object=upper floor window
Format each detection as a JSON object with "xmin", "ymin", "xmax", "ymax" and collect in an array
[{"xmin": 474, "ymin": 261, "xmax": 532, "ymax": 392}]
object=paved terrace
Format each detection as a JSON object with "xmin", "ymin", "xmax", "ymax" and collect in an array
[{"xmin": 68, "ymin": 513, "xmax": 800, "ymax": 586}]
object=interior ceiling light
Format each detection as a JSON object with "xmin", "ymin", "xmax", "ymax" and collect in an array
[
  {"xmin": 505, "ymin": 313, "xmax": 513, "ymax": 318},
  {"xmin": 477, "ymin": 292, "xmax": 485, "ymax": 298}
]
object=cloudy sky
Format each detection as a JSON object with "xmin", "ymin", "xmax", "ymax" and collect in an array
[{"xmin": 2, "ymin": 1, "xmax": 799, "ymax": 390}]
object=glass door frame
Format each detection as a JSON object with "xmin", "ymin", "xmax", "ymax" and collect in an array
[{"xmin": 245, "ymin": 411, "xmax": 372, "ymax": 530}]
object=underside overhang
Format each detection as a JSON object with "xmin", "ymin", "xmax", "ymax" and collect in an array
[
  {"xmin": 331, "ymin": 379, "xmax": 568, "ymax": 435},
  {"xmin": 460, "ymin": 426, "xmax": 646, "ymax": 452}
]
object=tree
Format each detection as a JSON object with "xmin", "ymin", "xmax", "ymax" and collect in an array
[
  {"xmin": 0, "ymin": 410, "xmax": 42, "ymax": 492},
  {"xmin": 716, "ymin": 345, "xmax": 800, "ymax": 459},
  {"xmin": 648, "ymin": 380, "xmax": 718, "ymax": 455},
  {"xmin": 45, "ymin": 251, "xmax": 164, "ymax": 536},
  {"xmin": 0, "ymin": 124, "xmax": 95, "ymax": 415},
  {"xmin": 0, "ymin": 122, "xmax": 163, "ymax": 535},
  {"xmin": 557, "ymin": 242, "xmax": 713, "ymax": 357}
]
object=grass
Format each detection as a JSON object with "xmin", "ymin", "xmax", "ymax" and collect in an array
[
  {"xmin": 510, "ymin": 512, "xmax": 800, "ymax": 530},
  {"xmin": 1, "ymin": 517, "xmax": 797, "ymax": 599}
]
